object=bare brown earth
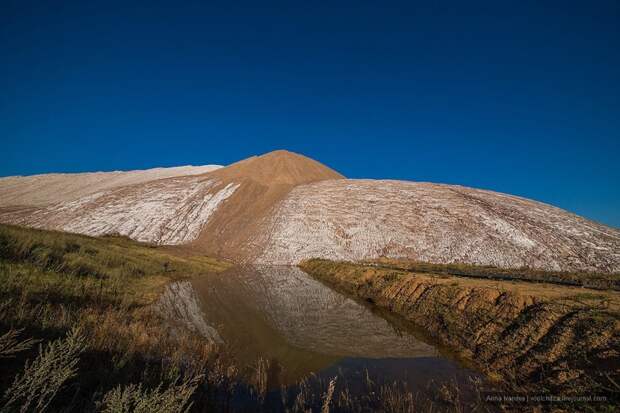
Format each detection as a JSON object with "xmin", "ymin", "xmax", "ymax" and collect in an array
[
  {"xmin": 300, "ymin": 259, "xmax": 620, "ymax": 394},
  {"xmin": 173, "ymin": 150, "xmax": 344, "ymax": 259}
]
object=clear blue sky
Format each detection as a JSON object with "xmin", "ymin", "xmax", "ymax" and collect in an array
[{"xmin": 1, "ymin": 1, "xmax": 618, "ymax": 227}]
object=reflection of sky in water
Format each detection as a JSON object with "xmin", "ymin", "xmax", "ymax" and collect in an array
[{"xmin": 160, "ymin": 266, "xmax": 477, "ymax": 387}]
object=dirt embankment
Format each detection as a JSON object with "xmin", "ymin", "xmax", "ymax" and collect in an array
[{"xmin": 299, "ymin": 259, "xmax": 620, "ymax": 393}]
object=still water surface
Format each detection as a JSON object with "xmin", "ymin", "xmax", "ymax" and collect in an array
[{"xmin": 160, "ymin": 266, "xmax": 479, "ymax": 391}]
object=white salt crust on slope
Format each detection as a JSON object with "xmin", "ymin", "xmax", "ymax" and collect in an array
[
  {"xmin": 6, "ymin": 176, "xmax": 239, "ymax": 245},
  {"xmin": 0, "ymin": 164, "xmax": 222, "ymax": 207},
  {"xmin": 2, "ymin": 171, "xmax": 619, "ymax": 273},
  {"xmin": 257, "ymin": 179, "xmax": 620, "ymax": 272}
]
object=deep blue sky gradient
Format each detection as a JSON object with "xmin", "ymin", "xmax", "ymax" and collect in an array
[{"xmin": 1, "ymin": 1, "xmax": 619, "ymax": 226}]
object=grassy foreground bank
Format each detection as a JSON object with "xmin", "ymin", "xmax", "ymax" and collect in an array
[
  {"xmin": 299, "ymin": 259, "xmax": 620, "ymax": 400},
  {"xmin": 0, "ymin": 224, "xmax": 235, "ymax": 412}
]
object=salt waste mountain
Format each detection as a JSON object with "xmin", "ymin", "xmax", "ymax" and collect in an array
[{"xmin": 1, "ymin": 150, "xmax": 618, "ymax": 272}]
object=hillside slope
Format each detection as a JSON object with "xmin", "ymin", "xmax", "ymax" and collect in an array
[
  {"xmin": 1, "ymin": 151, "xmax": 619, "ymax": 272},
  {"xmin": 257, "ymin": 179, "xmax": 620, "ymax": 272},
  {"xmin": 0, "ymin": 150, "xmax": 344, "ymax": 255},
  {"xmin": 1, "ymin": 176, "xmax": 241, "ymax": 245},
  {"xmin": 0, "ymin": 164, "xmax": 222, "ymax": 207}
]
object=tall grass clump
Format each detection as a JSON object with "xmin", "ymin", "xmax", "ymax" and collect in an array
[
  {"xmin": 100, "ymin": 375, "xmax": 200, "ymax": 413},
  {"xmin": 1, "ymin": 327, "xmax": 86, "ymax": 413},
  {"xmin": 0, "ymin": 329, "xmax": 38, "ymax": 359}
]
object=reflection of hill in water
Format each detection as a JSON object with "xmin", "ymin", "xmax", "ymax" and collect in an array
[
  {"xmin": 191, "ymin": 266, "xmax": 437, "ymax": 358},
  {"xmin": 158, "ymin": 266, "xmax": 448, "ymax": 386}
]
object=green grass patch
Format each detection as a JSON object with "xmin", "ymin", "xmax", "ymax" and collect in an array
[{"xmin": 364, "ymin": 257, "xmax": 620, "ymax": 291}]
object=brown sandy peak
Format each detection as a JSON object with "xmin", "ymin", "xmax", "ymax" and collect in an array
[{"xmin": 209, "ymin": 150, "xmax": 344, "ymax": 186}]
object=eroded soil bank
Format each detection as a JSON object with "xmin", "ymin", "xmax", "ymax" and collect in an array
[{"xmin": 299, "ymin": 259, "xmax": 620, "ymax": 395}]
